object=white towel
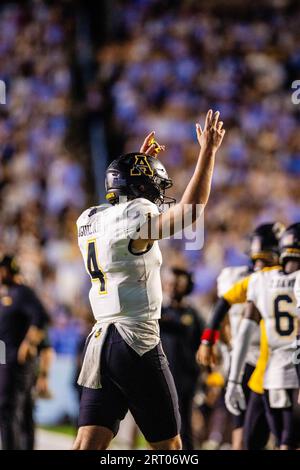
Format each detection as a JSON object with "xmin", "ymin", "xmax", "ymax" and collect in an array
[
  {"xmin": 77, "ymin": 319, "xmax": 160, "ymax": 389},
  {"xmin": 77, "ymin": 323, "xmax": 110, "ymax": 389},
  {"xmin": 268, "ymin": 389, "xmax": 292, "ymax": 408}
]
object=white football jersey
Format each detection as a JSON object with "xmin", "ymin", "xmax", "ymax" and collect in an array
[
  {"xmin": 77, "ymin": 198, "xmax": 163, "ymax": 323},
  {"xmin": 247, "ymin": 267, "xmax": 299, "ymax": 389},
  {"xmin": 294, "ymin": 271, "xmax": 300, "ymax": 308},
  {"xmin": 217, "ymin": 265, "xmax": 259, "ymax": 366},
  {"xmin": 217, "ymin": 265, "xmax": 249, "ymax": 340}
]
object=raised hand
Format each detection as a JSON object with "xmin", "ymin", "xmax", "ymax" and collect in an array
[
  {"xmin": 196, "ymin": 110, "xmax": 225, "ymax": 153},
  {"xmin": 140, "ymin": 131, "xmax": 165, "ymax": 157}
]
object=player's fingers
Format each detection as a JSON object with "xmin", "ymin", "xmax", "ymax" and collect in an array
[
  {"xmin": 196, "ymin": 123, "xmax": 203, "ymax": 133},
  {"xmin": 196, "ymin": 123, "xmax": 203, "ymax": 141},
  {"xmin": 225, "ymin": 396, "xmax": 241, "ymax": 416},
  {"xmin": 204, "ymin": 109, "xmax": 213, "ymax": 130},
  {"xmin": 238, "ymin": 394, "xmax": 246, "ymax": 411},
  {"xmin": 211, "ymin": 111, "xmax": 220, "ymax": 129},
  {"xmin": 197, "ymin": 350, "xmax": 204, "ymax": 365},
  {"xmin": 204, "ymin": 355, "xmax": 211, "ymax": 367},
  {"xmin": 229, "ymin": 403, "xmax": 241, "ymax": 416},
  {"xmin": 140, "ymin": 131, "xmax": 155, "ymax": 153},
  {"xmin": 219, "ymin": 129, "xmax": 226, "ymax": 142},
  {"xmin": 199, "ymin": 351, "xmax": 208, "ymax": 366},
  {"xmin": 145, "ymin": 143, "xmax": 156, "ymax": 156},
  {"xmin": 196, "ymin": 351, "xmax": 202, "ymax": 365},
  {"xmin": 211, "ymin": 351, "xmax": 219, "ymax": 367},
  {"xmin": 156, "ymin": 144, "xmax": 166, "ymax": 154},
  {"xmin": 208, "ymin": 353, "xmax": 215, "ymax": 367},
  {"xmin": 217, "ymin": 121, "xmax": 223, "ymax": 131}
]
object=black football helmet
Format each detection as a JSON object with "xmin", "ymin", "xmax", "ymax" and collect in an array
[
  {"xmin": 105, "ymin": 152, "xmax": 175, "ymax": 208},
  {"xmin": 248, "ymin": 222, "xmax": 285, "ymax": 263},
  {"xmin": 279, "ymin": 222, "xmax": 300, "ymax": 263}
]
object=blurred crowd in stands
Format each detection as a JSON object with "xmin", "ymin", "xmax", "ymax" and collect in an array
[
  {"xmin": 96, "ymin": 0, "xmax": 300, "ymax": 314},
  {"xmin": 1, "ymin": 0, "xmax": 300, "ymax": 346},
  {"xmin": 0, "ymin": 2, "xmax": 89, "ymax": 355}
]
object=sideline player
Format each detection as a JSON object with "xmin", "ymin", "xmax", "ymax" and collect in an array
[
  {"xmin": 197, "ymin": 223, "xmax": 284, "ymax": 449},
  {"xmin": 73, "ymin": 110, "xmax": 225, "ymax": 450},
  {"xmin": 225, "ymin": 223, "xmax": 300, "ymax": 449},
  {"xmin": 0, "ymin": 255, "xmax": 49, "ymax": 449},
  {"xmin": 293, "ymin": 267, "xmax": 300, "ymax": 408}
]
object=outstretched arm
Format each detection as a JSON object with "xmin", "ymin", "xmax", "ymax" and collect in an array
[
  {"xmin": 197, "ymin": 275, "xmax": 250, "ymax": 366},
  {"xmin": 132, "ymin": 110, "xmax": 225, "ymax": 251}
]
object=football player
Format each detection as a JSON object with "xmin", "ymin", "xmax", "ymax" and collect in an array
[
  {"xmin": 293, "ymin": 267, "xmax": 300, "ymax": 405},
  {"xmin": 0, "ymin": 255, "xmax": 49, "ymax": 449},
  {"xmin": 225, "ymin": 223, "xmax": 300, "ymax": 449},
  {"xmin": 197, "ymin": 223, "xmax": 284, "ymax": 449},
  {"xmin": 72, "ymin": 110, "xmax": 225, "ymax": 450}
]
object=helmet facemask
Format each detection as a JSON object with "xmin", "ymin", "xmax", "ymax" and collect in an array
[
  {"xmin": 279, "ymin": 229, "xmax": 300, "ymax": 265},
  {"xmin": 247, "ymin": 222, "xmax": 285, "ymax": 268}
]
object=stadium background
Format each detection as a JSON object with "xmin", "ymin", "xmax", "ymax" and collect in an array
[{"xmin": 0, "ymin": 0, "xmax": 300, "ymax": 448}]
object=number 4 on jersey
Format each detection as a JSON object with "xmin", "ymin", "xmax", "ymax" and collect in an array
[{"xmin": 87, "ymin": 240, "xmax": 107, "ymax": 294}]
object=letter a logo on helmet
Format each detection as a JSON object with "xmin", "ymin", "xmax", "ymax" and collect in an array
[
  {"xmin": 130, "ymin": 155, "xmax": 154, "ymax": 176},
  {"xmin": 105, "ymin": 152, "xmax": 175, "ymax": 207}
]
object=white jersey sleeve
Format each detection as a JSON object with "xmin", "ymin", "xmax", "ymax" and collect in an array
[
  {"xmin": 294, "ymin": 271, "xmax": 300, "ymax": 309},
  {"xmin": 77, "ymin": 198, "xmax": 163, "ymax": 323},
  {"xmin": 217, "ymin": 266, "xmax": 249, "ymax": 297},
  {"xmin": 246, "ymin": 271, "xmax": 260, "ymax": 305},
  {"xmin": 124, "ymin": 198, "xmax": 159, "ymax": 240}
]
